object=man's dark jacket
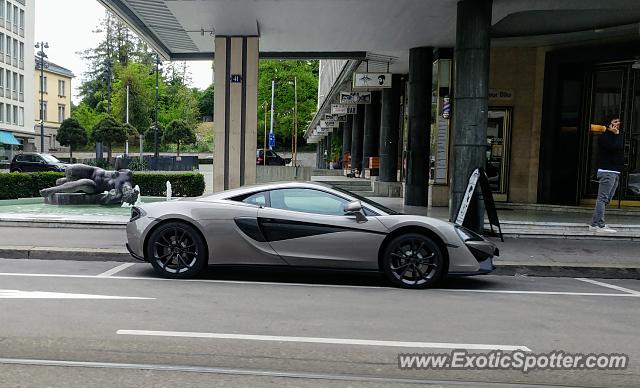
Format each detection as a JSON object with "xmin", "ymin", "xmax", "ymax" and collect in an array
[{"xmin": 597, "ymin": 130, "xmax": 624, "ymax": 172}]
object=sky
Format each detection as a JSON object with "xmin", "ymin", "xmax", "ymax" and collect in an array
[{"xmin": 34, "ymin": 0, "xmax": 214, "ymax": 104}]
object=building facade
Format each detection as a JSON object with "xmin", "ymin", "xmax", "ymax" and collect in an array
[
  {"xmin": 0, "ymin": 0, "xmax": 34, "ymax": 164},
  {"xmin": 33, "ymin": 59, "xmax": 73, "ymax": 153}
]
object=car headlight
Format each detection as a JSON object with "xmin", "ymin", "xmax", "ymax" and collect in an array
[
  {"xmin": 130, "ymin": 206, "xmax": 145, "ymax": 222},
  {"xmin": 454, "ymin": 225, "xmax": 485, "ymax": 242}
]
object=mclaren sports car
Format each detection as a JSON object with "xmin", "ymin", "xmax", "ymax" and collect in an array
[{"xmin": 126, "ymin": 182, "xmax": 497, "ymax": 289}]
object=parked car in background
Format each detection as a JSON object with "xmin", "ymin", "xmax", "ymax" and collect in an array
[
  {"xmin": 10, "ymin": 153, "xmax": 66, "ymax": 172},
  {"xmin": 256, "ymin": 149, "xmax": 291, "ymax": 166}
]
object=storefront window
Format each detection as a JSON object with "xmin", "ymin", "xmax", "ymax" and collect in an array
[{"xmin": 487, "ymin": 108, "xmax": 512, "ymax": 200}]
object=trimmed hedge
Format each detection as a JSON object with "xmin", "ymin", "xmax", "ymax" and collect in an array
[
  {"xmin": 0, "ymin": 172, "xmax": 64, "ymax": 200},
  {"xmin": 0, "ymin": 171, "xmax": 205, "ymax": 200},
  {"xmin": 133, "ymin": 172, "xmax": 205, "ymax": 197}
]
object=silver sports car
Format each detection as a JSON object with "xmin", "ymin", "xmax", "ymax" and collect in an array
[{"xmin": 126, "ymin": 182, "xmax": 498, "ymax": 289}]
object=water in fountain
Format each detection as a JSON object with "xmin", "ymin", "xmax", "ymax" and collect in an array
[{"xmin": 166, "ymin": 181, "xmax": 172, "ymax": 201}]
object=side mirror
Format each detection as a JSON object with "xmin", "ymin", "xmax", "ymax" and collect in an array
[{"xmin": 345, "ymin": 201, "xmax": 367, "ymax": 223}]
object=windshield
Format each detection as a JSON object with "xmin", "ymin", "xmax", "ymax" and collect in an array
[
  {"xmin": 330, "ymin": 185, "xmax": 401, "ymax": 215},
  {"xmin": 40, "ymin": 154, "xmax": 62, "ymax": 163},
  {"xmin": 41, "ymin": 154, "xmax": 61, "ymax": 163}
]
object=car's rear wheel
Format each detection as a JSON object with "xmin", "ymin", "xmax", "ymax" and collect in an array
[
  {"xmin": 382, "ymin": 233, "xmax": 444, "ymax": 289},
  {"xmin": 11, "ymin": 168, "xmax": 21, "ymax": 173},
  {"xmin": 146, "ymin": 222, "xmax": 207, "ymax": 279}
]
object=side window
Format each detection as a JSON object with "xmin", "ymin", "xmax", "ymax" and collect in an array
[
  {"xmin": 243, "ymin": 192, "xmax": 267, "ymax": 207},
  {"xmin": 232, "ymin": 191, "xmax": 267, "ymax": 207},
  {"xmin": 269, "ymin": 188, "xmax": 349, "ymax": 216}
]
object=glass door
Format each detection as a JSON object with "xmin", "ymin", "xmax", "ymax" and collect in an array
[
  {"xmin": 582, "ymin": 66, "xmax": 626, "ymax": 202},
  {"xmin": 581, "ymin": 64, "xmax": 640, "ymax": 207},
  {"xmin": 622, "ymin": 69, "xmax": 640, "ymax": 202}
]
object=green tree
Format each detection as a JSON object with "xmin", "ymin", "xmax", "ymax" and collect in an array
[
  {"xmin": 164, "ymin": 119, "xmax": 196, "ymax": 157},
  {"xmin": 144, "ymin": 123, "xmax": 165, "ymax": 152},
  {"xmin": 57, "ymin": 118, "xmax": 88, "ymax": 159},
  {"xmin": 112, "ymin": 62, "xmax": 153, "ymax": 133},
  {"xmin": 72, "ymin": 102, "xmax": 105, "ymax": 139},
  {"xmin": 92, "ymin": 115, "xmax": 127, "ymax": 161},
  {"xmin": 257, "ymin": 60, "xmax": 318, "ymax": 151},
  {"xmin": 198, "ymin": 84, "xmax": 214, "ymax": 119}
]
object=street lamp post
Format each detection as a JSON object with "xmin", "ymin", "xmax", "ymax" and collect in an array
[{"xmin": 35, "ymin": 42, "xmax": 48, "ymax": 153}]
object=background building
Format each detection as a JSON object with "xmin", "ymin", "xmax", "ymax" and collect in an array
[
  {"xmin": 33, "ymin": 58, "xmax": 73, "ymax": 153},
  {"xmin": 0, "ymin": 0, "xmax": 34, "ymax": 164}
]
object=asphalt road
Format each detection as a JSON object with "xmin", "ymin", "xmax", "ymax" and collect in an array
[{"xmin": 0, "ymin": 258, "xmax": 639, "ymax": 387}]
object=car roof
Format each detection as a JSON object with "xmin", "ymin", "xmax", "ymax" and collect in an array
[{"xmin": 196, "ymin": 181, "xmax": 396, "ymax": 215}]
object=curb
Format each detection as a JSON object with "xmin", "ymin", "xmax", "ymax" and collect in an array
[
  {"xmin": 0, "ymin": 247, "xmax": 133, "ymax": 262},
  {"xmin": 0, "ymin": 248, "xmax": 638, "ymax": 280},
  {"xmin": 493, "ymin": 262, "xmax": 640, "ymax": 280}
]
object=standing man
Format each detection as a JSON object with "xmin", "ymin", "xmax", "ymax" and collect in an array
[{"xmin": 590, "ymin": 117, "xmax": 624, "ymax": 233}]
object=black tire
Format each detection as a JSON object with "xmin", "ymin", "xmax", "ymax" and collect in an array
[
  {"xmin": 146, "ymin": 221, "xmax": 207, "ymax": 279},
  {"xmin": 11, "ymin": 168, "xmax": 21, "ymax": 173},
  {"xmin": 381, "ymin": 233, "xmax": 445, "ymax": 289}
]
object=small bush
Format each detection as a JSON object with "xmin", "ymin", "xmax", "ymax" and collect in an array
[
  {"xmin": 0, "ymin": 172, "xmax": 64, "ymax": 200},
  {"xmin": 0, "ymin": 171, "xmax": 205, "ymax": 200}
]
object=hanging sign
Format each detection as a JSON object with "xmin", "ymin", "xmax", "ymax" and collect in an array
[
  {"xmin": 324, "ymin": 114, "xmax": 347, "ymax": 122},
  {"xmin": 340, "ymin": 91, "xmax": 371, "ymax": 104},
  {"xmin": 352, "ymin": 73, "xmax": 392, "ymax": 89},
  {"xmin": 331, "ymin": 104, "xmax": 348, "ymax": 114},
  {"xmin": 320, "ymin": 120, "xmax": 339, "ymax": 128}
]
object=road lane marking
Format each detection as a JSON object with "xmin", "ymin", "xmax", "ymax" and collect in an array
[
  {"xmin": 0, "ymin": 289, "xmax": 153, "ymax": 300},
  {"xmin": 97, "ymin": 263, "xmax": 136, "ymax": 277},
  {"xmin": 0, "ymin": 358, "xmax": 550, "ymax": 387},
  {"xmin": 117, "ymin": 329, "xmax": 531, "ymax": 351},
  {"xmin": 0, "ymin": 272, "xmax": 638, "ymax": 298},
  {"xmin": 574, "ymin": 278, "xmax": 640, "ymax": 295}
]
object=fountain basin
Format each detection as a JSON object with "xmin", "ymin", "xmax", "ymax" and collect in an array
[{"xmin": 0, "ymin": 197, "xmax": 166, "ymax": 226}]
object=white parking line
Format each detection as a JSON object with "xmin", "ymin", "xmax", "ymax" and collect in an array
[
  {"xmin": 0, "ymin": 272, "xmax": 638, "ymax": 297},
  {"xmin": 117, "ymin": 329, "xmax": 531, "ymax": 352},
  {"xmin": 574, "ymin": 278, "xmax": 640, "ymax": 295},
  {"xmin": 96, "ymin": 263, "xmax": 136, "ymax": 277}
]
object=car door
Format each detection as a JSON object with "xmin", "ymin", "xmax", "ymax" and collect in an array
[
  {"xmin": 257, "ymin": 188, "xmax": 389, "ymax": 269},
  {"xmin": 33, "ymin": 155, "xmax": 47, "ymax": 171}
]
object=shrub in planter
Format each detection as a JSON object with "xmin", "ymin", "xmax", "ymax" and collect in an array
[
  {"xmin": 0, "ymin": 172, "xmax": 64, "ymax": 200},
  {"xmin": 0, "ymin": 171, "xmax": 205, "ymax": 200},
  {"xmin": 132, "ymin": 172, "xmax": 205, "ymax": 197}
]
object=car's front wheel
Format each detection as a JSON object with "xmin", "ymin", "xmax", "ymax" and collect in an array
[
  {"xmin": 146, "ymin": 222, "xmax": 207, "ymax": 279},
  {"xmin": 382, "ymin": 233, "xmax": 445, "ymax": 289}
]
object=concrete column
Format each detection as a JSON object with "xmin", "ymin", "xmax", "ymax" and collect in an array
[
  {"xmin": 350, "ymin": 106, "xmax": 365, "ymax": 175},
  {"xmin": 405, "ymin": 47, "xmax": 433, "ymax": 206},
  {"xmin": 449, "ymin": 0, "xmax": 492, "ymax": 232},
  {"xmin": 363, "ymin": 91, "xmax": 381, "ymax": 173},
  {"xmin": 342, "ymin": 115, "xmax": 352, "ymax": 161},
  {"xmin": 379, "ymin": 74, "xmax": 402, "ymax": 182},
  {"xmin": 213, "ymin": 36, "xmax": 259, "ymax": 191}
]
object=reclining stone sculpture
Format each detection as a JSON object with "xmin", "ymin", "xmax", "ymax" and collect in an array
[{"xmin": 40, "ymin": 164, "xmax": 139, "ymax": 205}]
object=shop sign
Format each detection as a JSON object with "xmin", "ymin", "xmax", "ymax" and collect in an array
[
  {"xmin": 340, "ymin": 91, "xmax": 371, "ymax": 104},
  {"xmin": 352, "ymin": 73, "xmax": 392, "ymax": 89},
  {"xmin": 320, "ymin": 120, "xmax": 339, "ymax": 128},
  {"xmin": 489, "ymin": 89, "xmax": 514, "ymax": 100}
]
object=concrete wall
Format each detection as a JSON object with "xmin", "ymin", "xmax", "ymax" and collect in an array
[
  {"xmin": 489, "ymin": 47, "xmax": 546, "ymax": 203},
  {"xmin": 256, "ymin": 166, "xmax": 312, "ymax": 183}
]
